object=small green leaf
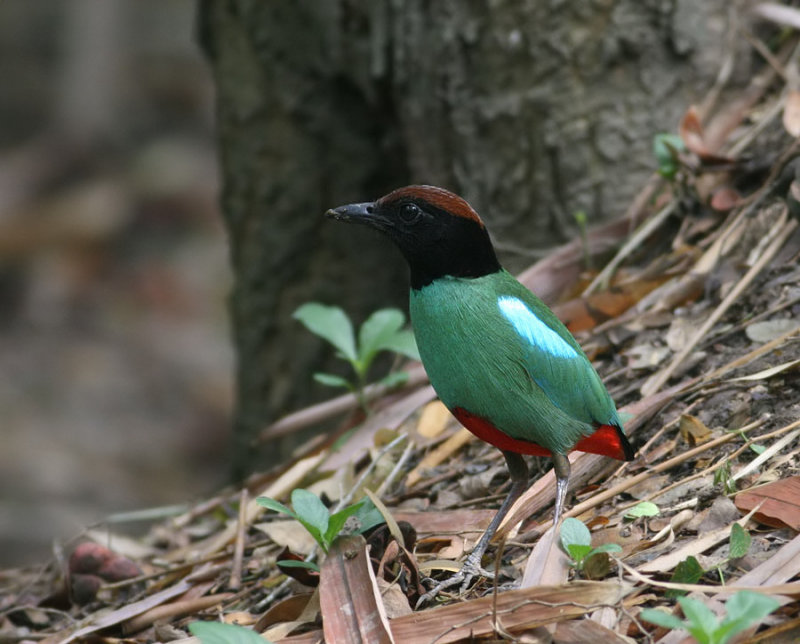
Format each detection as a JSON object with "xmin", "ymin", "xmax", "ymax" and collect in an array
[
  {"xmin": 352, "ymin": 497, "xmax": 385, "ymax": 533},
  {"xmin": 589, "ymin": 543, "xmax": 622, "ymax": 555},
  {"xmin": 667, "ymin": 556, "xmax": 704, "ymax": 598},
  {"xmin": 749, "ymin": 444, "xmax": 766, "ymax": 455},
  {"xmin": 326, "ymin": 502, "xmax": 364, "ymax": 543},
  {"xmin": 566, "ymin": 543, "xmax": 593, "ymax": 562},
  {"xmin": 625, "ymin": 501, "xmax": 660, "ymax": 519},
  {"xmin": 379, "ymin": 329, "xmax": 421, "ymax": 361},
  {"xmin": 715, "ymin": 591, "xmax": 779, "ymax": 644},
  {"xmin": 293, "ymin": 303, "xmax": 357, "ymax": 363},
  {"xmin": 313, "ymin": 372, "xmax": 353, "ymax": 389},
  {"xmin": 378, "ymin": 371, "xmax": 410, "ymax": 389},
  {"xmin": 277, "ymin": 559, "xmax": 320, "ymax": 572},
  {"xmin": 729, "ymin": 523, "xmax": 751, "ymax": 559},
  {"xmin": 560, "ymin": 517, "xmax": 592, "ymax": 550},
  {"xmin": 189, "ymin": 621, "xmax": 274, "ymax": 644},
  {"xmin": 291, "ymin": 489, "xmax": 329, "ymax": 547},
  {"xmin": 639, "ymin": 608, "xmax": 688, "ymax": 632},
  {"xmin": 653, "ymin": 133, "xmax": 686, "ymax": 179},
  {"xmin": 256, "ymin": 496, "xmax": 297, "ymax": 520},
  {"xmin": 678, "ymin": 596, "xmax": 718, "ymax": 642},
  {"xmin": 583, "ymin": 551, "xmax": 612, "ymax": 579},
  {"xmin": 358, "ymin": 309, "xmax": 406, "ymax": 370}
]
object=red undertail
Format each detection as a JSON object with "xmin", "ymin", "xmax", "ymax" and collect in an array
[{"xmin": 452, "ymin": 407, "xmax": 630, "ymax": 461}]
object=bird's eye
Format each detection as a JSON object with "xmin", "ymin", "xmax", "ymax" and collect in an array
[{"xmin": 399, "ymin": 203, "xmax": 422, "ymax": 223}]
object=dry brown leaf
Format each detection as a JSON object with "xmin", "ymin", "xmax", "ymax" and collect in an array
[
  {"xmin": 254, "ymin": 520, "xmax": 317, "ymax": 555},
  {"xmin": 784, "ymin": 90, "xmax": 800, "ymax": 137},
  {"xmin": 680, "ymin": 105, "xmax": 712, "ymax": 157},
  {"xmin": 253, "ymin": 593, "xmax": 315, "ymax": 632},
  {"xmin": 262, "ymin": 589, "xmax": 321, "ymax": 641},
  {"xmin": 389, "ymin": 581, "xmax": 633, "ymax": 643},
  {"xmin": 319, "ymin": 535, "xmax": 393, "ymax": 644},
  {"xmin": 735, "ymin": 476, "xmax": 800, "ymax": 530},
  {"xmin": 405, "ymin": 427, "xmax": 473, "ymax": 487},
  {"xmin": 679, "ymin": 414, "xmax": 712, "ymax": 446},
  {"xmin": 520, "ymin": 527, "xmax": 570, "ymax": 587},
  {"xmin": 415, "ymin": 400, "xmax": 452, "ymax": 438},
  {"xmin": 710, "ymin": 186, "xmax": 742, "ymax": 212}
]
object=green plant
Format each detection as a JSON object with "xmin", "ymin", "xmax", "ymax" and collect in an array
[
  {"xmin": 653, "ymin": 133, "xmax": 686, "ymax": 179},
  {"xmin": 559, "ymin": 517, "xmax": 622, "ymax": 576},
  {"xmin": 624, "ymin": 501, "xmax": 660, "ymax": 520},
  {"xmin": 667, "ymin": 523, "xmax": 752, "ymax": 596},
  {"xmin": 189, "ymin": 621, "xmax": 273, "ymax": 644},
  {"xmin": 640, "ymin": 590, "xmax": 780, "ymax": 644},
  {"xmin": 257, "ymin": 489, "xmax": 383, "ymax": 572},
  {"xmin": 714, "ymin": 458, "xmax": 737, "ymax": 494},
  {"xmin": 293, "ymin": 303, "xmax": 420, "ymax": 409},
  {"xmin": 666, "ymin": 555, "xmax": 704, "ymax": 599},
  {"xmin": 573, "ymin": 210, "xmax": 592, "ymax": 270}
]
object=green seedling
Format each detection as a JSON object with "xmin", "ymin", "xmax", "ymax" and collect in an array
[
  {"xmin": 293, "ymin": 303, "xmax": 420, "ymax": 409},
  {"xmin": 573, "ymin": 210, "xmax": 592, "ymax": 270},
  {"xmin": 653, "ymin": 133, "xmax": 686, "ymax": 179},
  {"xmin": 668, "ymin": 523, "xmax": 752, "ymax": 597},
  {"xmin": 624, "ymin": 501, "xmax": 660, "ymax": 520},
  {"xmin": 257, "ymin": 489, "xmax": 384, "ymax": 572},
  {"xmin": 559, "ymin": 517, "xmax": 622, "ymax": 577},
  {"xmin": 640, "ymin": 590, "xmax": 779, "ymax": 644},
  {"xmin": 666, "ymin": 555, "xmax": 704, "ymax": 599},
  {"xmin": 189, "ymin": 621, "xmax": 273, "ymax": 644},
  {"xmin": 714, "ymin": 458, "xmax": 737, "ymax": 494}
]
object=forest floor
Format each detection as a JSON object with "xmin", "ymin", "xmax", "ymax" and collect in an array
[{"xmin": 5, "ymin": 28, "xmax": 800, "ymax": 644}]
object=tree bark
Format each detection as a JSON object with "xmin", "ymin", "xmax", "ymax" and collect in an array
[{"xmin": 198, "ymin": 0, "xmax": 741, "ymax": 477}]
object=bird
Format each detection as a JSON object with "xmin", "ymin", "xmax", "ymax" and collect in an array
[{"xmin": 326, "ymin": 185, "xmax": 634, "ymax": 597}]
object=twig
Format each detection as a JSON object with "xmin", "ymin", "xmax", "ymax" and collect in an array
[
  {"xmin": 256, "ymin": 364, "xmax": 428, "ymax": 443},
  {"xmin": 642, "ymin": 212, "xmax": 797, "ymax": 395},
  {"xmin": 583, "ymin": 200, "xmax": 677, "ymax": 295},
  {"xmin": 228, "ymin": 488, "xmax": 249, "ymax": 591},
  {"xmin": 334, "ymin": 433, "xmax": 408, "ymax": 513}
]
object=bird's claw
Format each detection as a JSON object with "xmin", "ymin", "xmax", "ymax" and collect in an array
[{"xmin": 415, "ymin": 557, "xmax": 494, "ymax": 608}]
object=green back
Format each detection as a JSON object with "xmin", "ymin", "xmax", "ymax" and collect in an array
[{"xmin": 409, "ymin": 271, "xmax": 621, "ymax": 455}]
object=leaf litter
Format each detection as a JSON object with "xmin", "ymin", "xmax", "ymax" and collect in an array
[{"xmin": 5, "ymin": 17, "xmax": 800, "ymax": 644}]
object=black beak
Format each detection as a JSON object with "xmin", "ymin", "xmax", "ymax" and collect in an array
[{"xmin": 325, "ymin": 202, "xmax": 378, "ymax": 224}]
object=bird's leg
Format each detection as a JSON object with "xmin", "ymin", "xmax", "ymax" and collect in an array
[
  {"xmin": 551, "ymin": 452, "xmax": 571, "ymax": 528},
  {"xmin": 417, "ymin": 451, "xmax": 528, "ymax": 606}
]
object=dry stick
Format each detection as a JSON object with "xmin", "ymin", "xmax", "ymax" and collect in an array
[
  {"xmin": 229, "ymin": 488, "xmax": 249, "ymax": 591},
  {"xmin": 257, "ymin": 364, "xmax": 429, "ymax": 442},
  {"xmin": 614, "ymin": 417, "xmax": 787, "ymax": 515},
  {"xmin": 532, "ymin": 430, "xmax": 746, "ymax": 535},
  {"xmin": 583, "ymin": 200, "xmax": 677, "ymax": 295},
  {"xmin": 700, "ymin": 322, "xmax": 800, "ymax": 384},
  {"xmin": 642, "ymin": 213, "xmax": 797, "ymax": 396},
  {"xmin": 375, "ymin": 439, "xmax": 415, "ymax": 498}
]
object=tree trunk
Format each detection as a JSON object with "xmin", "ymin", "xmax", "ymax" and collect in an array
[{"xmin": 198, "ymin": 0, "xmax": 740, "ymax": 477}]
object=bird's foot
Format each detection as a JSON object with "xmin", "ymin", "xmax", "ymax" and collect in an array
[{"xmin": 415, "ymin": 554, "xmax": 494, "ymax": 608}]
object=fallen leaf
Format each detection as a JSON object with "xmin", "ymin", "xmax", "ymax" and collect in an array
[
  {"xmin": 730, "ymin": 358, "xmax": 800, "ymax": 382},
  {"xmin": 784, "ymin": 90, "xmax": 800, "ymax": 137},
  {"xmin": 254, "ymin": 520, "xmax": 317, "ymax": 555},
  {"xmin": 415, "ymin": 401, "xmax": 452, "ymax": 438},
  {"xmin": 625, "ymin": 344, "xmax": 671, "ymax": 370},
  {"xmin": 710, "ymin": 186, "xmax": 742, "ymax": 212},
  {"xmin": 680, "ymin": 105, "xmax": 711, "ymax": 156},
  {"xmin": 735, "ymin": 476, "xmax": 800, "ymax": 530},
  {"xmin": 745, "ymin": 319, "xmax": 800, "ymax": 343},
  {"xmin": 319, "ymin": 535, "xmax": 392, "ymax": 644},
  {"xmin": 679, "ymin": 414, "xmax": 712, "ymax": 446}
]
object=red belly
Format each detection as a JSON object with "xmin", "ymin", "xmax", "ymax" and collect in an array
[{"xmin": 451, "ymin": 407, "xmax": 629, "ymax": 461}]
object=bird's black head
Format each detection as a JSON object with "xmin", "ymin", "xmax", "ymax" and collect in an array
[{"xmin": 326, "ymin": 185, "xmax": 501, "ymax": 289}]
